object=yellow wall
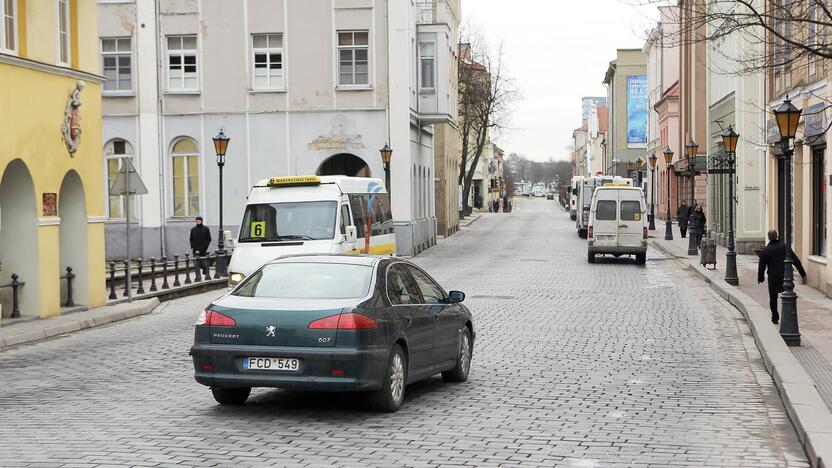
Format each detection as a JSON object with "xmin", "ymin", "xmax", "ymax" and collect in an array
[{"xmin": 0, "ymin": 0, "xmax": 105, "ymax": 316}]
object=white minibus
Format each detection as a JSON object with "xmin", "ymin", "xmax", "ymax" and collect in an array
[
  {"xmin": 587, "ymin": 184, "xmax": 648, "ymax": 264},
  {"xmin": 227, "ymin": 175, "xmax": 396, "ymax": 285}
]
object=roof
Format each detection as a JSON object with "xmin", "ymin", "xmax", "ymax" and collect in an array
[
  {"xmin": 269, "ymin": 254, "xmax": 385, "ymax": 267},
  {"xmin": 253, "ymin": 175, "xmax": 386, "ymax": 194}
]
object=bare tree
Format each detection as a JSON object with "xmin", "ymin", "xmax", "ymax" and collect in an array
[{"xmin": 457, "ymin": 30, "xmax": 517, "ymax": 215}]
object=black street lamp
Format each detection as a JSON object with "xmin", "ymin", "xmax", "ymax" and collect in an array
[
  {"xmin": 685, "ymin": 139, "xmax": 699, "ymax": 255},
  {"xmin": 649, "ymin": 153, "xmax": 657, "ymax": 230},
  {"xmin": 663, "ymin": 147, "xmax": 674, "ymax": 241},
  {"xmin": 773, "ymin": 96, "xmax": 803, "ymax": 346},
  {"xmin": 212, "ymin": 130, "xmax": 230, "ymax": 278},
  {"xmin": 380, "ymin": 144, "xmax": 393, "ymax": 195},
  {"xmin": 721, "ymin": 125, "xmax": 740, "ymax": 286}
]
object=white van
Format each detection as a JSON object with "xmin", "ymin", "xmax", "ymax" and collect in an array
[
  {"xmin": 569, "ymin": 176, "xmax": 582, "ymax": 220},
  {"xmin": 227, "ymin": 175, "xmax": 396, "ymax": 284},
  {"xmin": 587, "ymin": 184, "xmax": 648, "ymax": 264}
]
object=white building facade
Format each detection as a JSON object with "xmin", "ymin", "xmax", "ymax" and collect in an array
[{"xmin": 98, "ymin": 0, "xmax": 454, "ymax": 258}]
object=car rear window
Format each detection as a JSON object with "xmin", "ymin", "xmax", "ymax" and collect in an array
[
  {"xmin": 620, "ymin": 201, "xmax": 642, "ymax": 221},
  {"xmin": 233, "ymin": 263, "xmax": 373, "ymax": 299},
  {"xmin": 595, "ymin": 200, "xmax": 616, "ymax": 221}
]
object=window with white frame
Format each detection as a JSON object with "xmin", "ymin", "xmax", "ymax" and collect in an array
[
  {"xmin": 102, "ymin": 38, "xmax": 132, "ymax": 92},
  {"xmin": 1, "ymin": 0, "xmax": 17, "ymax": 53},
  {"xmin": 57, "ymin": 0, "xmax": 70, "ymax": 64},
  {"xmin": 105, "ymin": 139, "xmax": 136, "ymax": 219},
  {"xmin": 167, "ymin": 35, "xmax": 198, "ymax": 92},
  {"xmin": 337, "ymin": 30, "xmax": 369, "ymax": 86},
  {"xmin": 171, "ymin": 138, "xmax": 200, "ymax": 217},
  {"xmin": 252, "ymin": 34, "xmax": 284, "ymax": 90},
  {"xmin": 419, "ymin": 41, "xmax": 436, "ymax": 90}
]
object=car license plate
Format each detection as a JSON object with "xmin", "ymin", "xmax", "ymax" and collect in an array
[
  {"xmin": 243, "ymin": 357, "xmax": 300, "ymax": 371},
  {"xmin": 596, "ymin": 235, "xmax": 615, "ymax": 241}
]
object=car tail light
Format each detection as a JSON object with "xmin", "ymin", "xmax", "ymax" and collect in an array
[
  {"xmin": 643, "ymin": 227, "xmax": 648, "ymax": 239},
  {"xmin": 588, "ymin": 226, "xmax": 593, "ymax": 238},
  {"xmin": 196, "ymin": 309, "xmax": 237, "ymax": 327},
  {"xmin": 308, "ymin": 312, "xmax": 376, "ymax": 330}
]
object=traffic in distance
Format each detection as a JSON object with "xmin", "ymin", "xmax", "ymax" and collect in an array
[{"xmin": 191, "ymin": 175, "xmax": 474, "ymax": 412}]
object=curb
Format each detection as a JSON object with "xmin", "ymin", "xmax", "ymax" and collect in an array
[
  {"xmin": 0, "ymin": 298, "xmax": 160, "ymax": 350},
  {"xmin": 651, "ymin": 240, "xmax": 832, "ymax": 467},
  {"xmin": 460, "ymin": 214, "xmax": 482, "ymax": 228}
]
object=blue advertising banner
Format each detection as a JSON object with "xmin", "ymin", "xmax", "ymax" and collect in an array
[{"xmin": 627, "ymin": 75, "xmax": 648, "ymax": 146}]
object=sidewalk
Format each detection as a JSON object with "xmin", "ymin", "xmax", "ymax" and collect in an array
[
  {"xmin": 0, "ymin": 298, "xmax": 159, "ymax": 349},
  {"xmin": 651, "ymin": 226, "xmax": 832, "ymax": 466}
]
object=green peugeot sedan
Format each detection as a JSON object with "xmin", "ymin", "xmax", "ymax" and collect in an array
[{"xmin": 190, "ymin": 254, "xmax": 474, "ymax": 412}]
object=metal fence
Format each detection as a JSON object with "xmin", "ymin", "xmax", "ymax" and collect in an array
[{"xmin": 107, "ymin": 251, "xmax": 231, "ymax": 301}]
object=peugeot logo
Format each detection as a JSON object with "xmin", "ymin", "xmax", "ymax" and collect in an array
[{"xmin": 265, "ymin": 325, "xmax": 276, "ymax": 337}]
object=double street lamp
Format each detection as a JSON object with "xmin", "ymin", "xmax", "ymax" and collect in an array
[
  {"xmin": 663, "ymin": 147, "xmax": 674, "ymax": 241},
  {"xmin": 648, "ymin": 153, "xmax": 657, "ymax": 230},
  {"xmin": 213, "ymin": 130, "xmax": 230, "ymax": 278},
  {"xmin": 685, "ymin": 139, "xmax": 700, "ymax": 255},
  {"xmin": 721, "ymin": 126, "xmax": 740, "ymax": 286},
  {"xmin": 773, "ymin": 96, "xmax": 803, "ymax": 346}
]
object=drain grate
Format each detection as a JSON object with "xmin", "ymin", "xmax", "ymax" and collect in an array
[{"xmin": 470, "ymin": 295, "xmax": 516, "ymax": 300}]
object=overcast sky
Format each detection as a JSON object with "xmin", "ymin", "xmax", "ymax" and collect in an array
[{"xmin": 461, "ymin": 0, "xmax": 659, "ymax": 162}]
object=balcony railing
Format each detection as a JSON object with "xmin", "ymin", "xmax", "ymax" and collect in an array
[{"xmin": 416, "ymin": 0, "xmax": 456, "ymax": 25}]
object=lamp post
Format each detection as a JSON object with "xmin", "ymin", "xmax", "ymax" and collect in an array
[
  {"xmin": 663, "ymin": 147, "xmax": 674, "ymax": 241},
  {"xmin": 722, "ymin": 126, "xmax": 740, "ymax": 286},
  {"xmin": 685, "ymin": 139, "xmax": 699, "ymax": 255},
  {"xmin": 380, "ymin": 144, "xmax": 393, "ymax": 195},
  {"xmin": 649, "ymin": 153, "xmax": 657, "ymax": 230},
  {"xmin": 212, "ymin": 130, "xmax": 230, "ymax": 277},
  {"xmin": 773, "ymin": 96, "xmax": 803, "ymax": 346}
]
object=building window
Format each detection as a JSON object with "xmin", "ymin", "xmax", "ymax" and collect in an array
[
  {"xmin": 813, "ymin": 148, "xmax": 826, "ymax": 256},
  {"xmin": 251, "ymin": 34, "xmax": 284, "ymax": 90},
  {"xmin": 171, "ymin": 138, "xmax": 200, "ymax": 218},
  {"xmin": 337, "ymin": 30, "xmax": 369, "ymax": 86},
  {"xmin": 0, "ymin": 0, "xmax": 17, "ymax": 53},
  {"xmin": 419, "ymin": 42, "xmax": 435, "ymax": 90},
  {"xmin": 57, "ymin": 0, "xmax": 71, "ymax": 64},
  {"xmin": 102, "ymin": 38, "xmax": 132, "ymax": 92},
  {"xmin": 105, "ymin": 139, "xmax": 136, "ymax": 219},
  {"xmin": 167, "ymin": 35, "xmax": 198, "ymax": 92}
]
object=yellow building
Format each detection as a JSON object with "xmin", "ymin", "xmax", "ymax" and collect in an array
[{"xmin": 0, "ymin": 0, "xmax": 106, "ymax": 319}]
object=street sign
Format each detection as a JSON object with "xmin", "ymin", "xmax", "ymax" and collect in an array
[{"xmin": 109, "ymin": 158, "xmax": 148, "ymax": 195}]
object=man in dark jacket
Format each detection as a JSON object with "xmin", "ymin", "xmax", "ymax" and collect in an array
[
  {"xmin": 758, "ymin": 229, "xmax": 807, "ymax": 324},
  {"xmin": 676, "ymin": 200, "xmax": 690, "ymax": 238},
  {"xmin": 190, "ymin": 216, "xmax": 212, "ymax": 275}
]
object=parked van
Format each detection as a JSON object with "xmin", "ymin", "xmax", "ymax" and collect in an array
[
  {"xmin": 575, "ymin": 175, "xmax": 633, "ymax": 237},
  {"xmin": 569, "ymin": 176, "xmax": 582, "ymax": 220},
  {"xmin": 587, "ymin": 184, "xmax": 648, "ymax": 264},
  {"xmin": 227, "ymin": 175, "xmax": 396, "ymax": 284}
]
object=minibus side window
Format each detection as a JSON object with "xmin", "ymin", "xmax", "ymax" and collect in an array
[
  {"xmin": 349, "ymin": 194, "xmax": 368, "ymax": 237},
  {"xmin": 378, "ymin": 194, "xmax": 394, "ymax": 234},
  {"xmin": 340, "ymin": 205, "xmax": 351, "ymax": 235}
]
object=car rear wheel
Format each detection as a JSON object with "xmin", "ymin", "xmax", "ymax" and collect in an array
[
  {"xmin": 211, "ymin": 386, "xmax": 251, "ymax": 405},
  {"xmin": 636, "ymin": 252, "xmax": 646, "ymax": 264},
  {"xmin": 443, "ymin": 327, "xmax": 473, "ymax": 383},
  {"xmin": 369, "ymin": 345, "xmax": 406, "ymax": 412}
]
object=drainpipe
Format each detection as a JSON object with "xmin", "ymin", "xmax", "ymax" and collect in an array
[{"xmin": 155, "ymin": 0, "xmax": 167, "ymax": 257}]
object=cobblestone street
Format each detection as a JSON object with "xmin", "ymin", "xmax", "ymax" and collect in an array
[{"xmin": 0, "ymin": 198, "xmax": 809, "ymax": 467}]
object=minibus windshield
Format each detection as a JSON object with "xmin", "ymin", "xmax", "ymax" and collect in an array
[{"xmin": 239, "ymin": 201, "xmax": 337, "ymax": 242}]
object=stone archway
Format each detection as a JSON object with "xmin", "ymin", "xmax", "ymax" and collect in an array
[
  {"xmin": 316, "ymin": 153, "xmax": 371, "ymax": 177},
  {"xmin": 59, "ymin": 170, "xmax": 88, "ymax": 306},
  {"xmin": 0, "ymin": 160, "xmax": 40, "ymax": 317}
]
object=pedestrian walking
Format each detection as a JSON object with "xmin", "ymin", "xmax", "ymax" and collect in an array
[
  {"xmin": 676, "ymin": 200, "xmax": 690, "ymax": 238},
  {"xmin": 689, "ymin": 203, "xmax": 706, "ymax": 248},
  {"xmin": 758, "ymin": 229, "xmax": 807, "ymax": 324},
  {"xmin": 190, "ymin": 216, "xmax": 212, "ymax": 276}
]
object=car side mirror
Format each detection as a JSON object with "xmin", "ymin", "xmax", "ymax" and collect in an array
[
  {"xmin": 448, "ymin": 290, "xmax": 465, "ymax": 304},
  {"xmin": 345, "ymin": 226, "xmax": 358, "ymax": 243}
]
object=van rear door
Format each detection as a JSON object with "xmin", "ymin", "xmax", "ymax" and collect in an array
[
  {"xmin": 618, "ymin": 190, "xmax": 645, "ymax": 248},
  {"xmin": 592, "ymin": 191, "xmax": 618, "ymax": 244}
]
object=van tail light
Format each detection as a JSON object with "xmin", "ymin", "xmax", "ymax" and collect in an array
[
  {"xmin": 588, "ymin": 226, "xmax": 593, "ymax": 238},
  {"xmin": 308, "ymin": 312, "xmax": 376, "ymax": 330},
  {"xmin": 643, "ymin": 227, "xmax": 648, "ymax": 239},
  {"xmin": 196, "ymin": 308, "xmax": 237, "ymax": 327}
]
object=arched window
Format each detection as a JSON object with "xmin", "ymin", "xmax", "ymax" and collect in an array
[
  {"xmin": 171, "ymin": 138, "xmax": 200, "ymax": 217},
  {"xmin": 104, "ymin": 138, "xmax": 135, "ymax": 219}
]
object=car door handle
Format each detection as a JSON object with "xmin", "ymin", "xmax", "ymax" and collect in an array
[
  {"xmin": 619, "ymin": 224, "xmax": 628, "ymax": 228},
  {"xmin": 404, "ymin": 316, "xmax": 412, "ymax": 325}
]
